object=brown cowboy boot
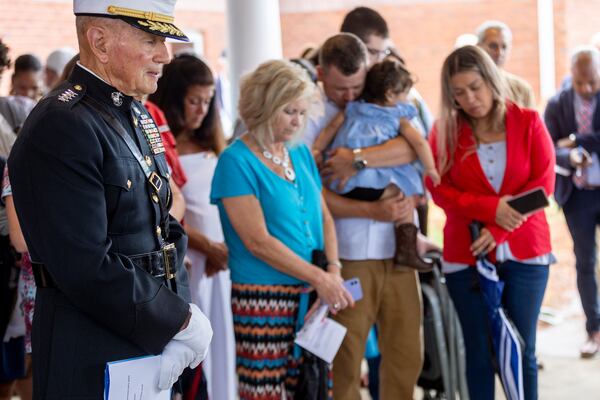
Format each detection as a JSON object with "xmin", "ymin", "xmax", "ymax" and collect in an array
[{"xmin": 394, "ymin": 223, "xmax": 433, "ymax": 272}]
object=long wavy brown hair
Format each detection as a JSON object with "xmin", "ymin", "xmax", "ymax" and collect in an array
[{"xmin": 437, "ymin": 45, "xmax": 507, "ymax": 175}]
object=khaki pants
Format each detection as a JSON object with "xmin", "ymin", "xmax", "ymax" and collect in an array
[{"xmin": 332, "ymin": 259, "xmax": 423, "ymax": 400}]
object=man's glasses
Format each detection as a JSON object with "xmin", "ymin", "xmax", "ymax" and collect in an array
[{"xmin": 367, "ymin": 47, "xmax": 391, "ymax": 60}]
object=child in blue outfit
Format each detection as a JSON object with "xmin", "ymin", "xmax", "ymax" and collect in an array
[{"xmin": 313, "ymin": 59, "xmax": 440, "ymax": 271}]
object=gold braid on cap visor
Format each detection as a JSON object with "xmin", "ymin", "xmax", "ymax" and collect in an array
[
  {"xmin": 106, "ymin": 5, "xmax": 184, "ymax": 37},
  {"xmin": 107, "ymin": 5, "xmax": 173, "ymax": 22}
]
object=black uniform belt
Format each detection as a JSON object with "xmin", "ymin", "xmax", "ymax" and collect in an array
[
  {"xmin": 32, "ymin": 244, "xmax": 177, "ymax": 289},
  {"xmin": 129, "ymin": 243, "xmax": 177, "ymax": 280}
]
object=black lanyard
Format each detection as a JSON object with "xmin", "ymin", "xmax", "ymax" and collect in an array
[{"xmin": 82, "ymin": 96, "xmax": 171, "ymax": 241}]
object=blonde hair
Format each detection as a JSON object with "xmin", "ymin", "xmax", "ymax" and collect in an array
[
  {"xmin": 437, "ymin": 45, "xmax": 507, "ymax": 175},
  {"xmin": 238, "ymin": 59, "xmax": 320, "ymax": 148}
]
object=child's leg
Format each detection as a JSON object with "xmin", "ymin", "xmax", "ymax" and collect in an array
[
  {"xmin": 380, "ymin": 184, "xmax": 400, "ymax": 200},
  {"xmin": 393, "ymin": 191, "xmax": 432, "ymax": 272},
  {"xmin": 381, "ymin": 185, "xmax": 416, "ymax": 225}
]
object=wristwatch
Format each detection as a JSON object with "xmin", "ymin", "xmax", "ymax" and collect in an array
[
  {"xmin": 327, "ymin": 259, "xmax": 343, "ymax": 269},
  {"xmin": 569, "ymin": 133, "xmax": 578, "ymax": 145},
  {"xmin": 352, "ymin": 148, "xmax": 368, "ymax": 170}
]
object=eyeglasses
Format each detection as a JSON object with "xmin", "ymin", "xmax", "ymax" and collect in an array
[{"xmin": 367, "ymin": 47, "xmax": 391, "ymax": 60}]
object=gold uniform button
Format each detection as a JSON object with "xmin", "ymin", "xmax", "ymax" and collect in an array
[
  {"xmin": 126, "ymin": 179, "xmax": 132, "ymax": 189},
  {"xmin": 152, "ymin": 194, "xmax": 159, "ymax": 203},
  {"xmin": 133, "ymin": 118, "xmax": 138, "ymax": 127},
  {"xmin": 156, "ymin": 226, "xmax": 162, "ymax": 235},
  {"xmin": 74, "ymin": 84, "xmax": 82, "ymax": 91},
  {"xmin": 145, "ymin": 155, "xmax": 152, "ymax": 166}
]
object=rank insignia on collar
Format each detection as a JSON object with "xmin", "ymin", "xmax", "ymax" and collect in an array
[
  {"xmin": 58, "ymin": 89, "xmax": 78, "ymax": 103},
  {"xmin": 111, "ymin": 91, "xmax": 124, "ymax": 107}
]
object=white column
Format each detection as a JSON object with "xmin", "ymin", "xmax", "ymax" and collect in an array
[
  {"xmin": 537, "ymin": 0, "xmax": 556, "ymax": 101},
  {"xmin": 226, "ymin": 0, "xmax": 283, "ymax": 122}
]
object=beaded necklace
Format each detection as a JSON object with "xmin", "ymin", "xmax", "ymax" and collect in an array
[{"xmin": 261, "ymin": 146, "xmax": 296, "ymax": 182}]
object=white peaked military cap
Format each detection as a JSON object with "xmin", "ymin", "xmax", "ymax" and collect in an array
[{"xmin": 73, "ymin": 0, "xmax": 189, "ymax": 41}]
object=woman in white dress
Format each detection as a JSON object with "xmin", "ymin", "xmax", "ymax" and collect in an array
[{"xmin": 150, "ymin": 54, "xmax": 235, "ymax": 400}]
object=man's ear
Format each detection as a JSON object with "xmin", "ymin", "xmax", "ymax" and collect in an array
[
  {"xmin": 86, "ymin": 25, "xmax": 110, "ymax": 64},
  {"xmin": 316, "ymin": 65, "xmax": 325, "ymax": 83}
]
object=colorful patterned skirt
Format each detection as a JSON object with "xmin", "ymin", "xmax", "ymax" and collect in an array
[{"xmin": 232, "ymin": 283, "xmax": 304, "ymax": 400}]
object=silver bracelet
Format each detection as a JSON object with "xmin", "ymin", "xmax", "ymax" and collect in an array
[{"xmin": 327, "ymin": 259, "xmax": 343, "ymax": 269}]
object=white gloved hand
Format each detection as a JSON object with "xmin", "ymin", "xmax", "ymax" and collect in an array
[
  {"xmin": 158, "ymin": 340, "xmax": 196, "ymax": 390},
  {"xmin": 157, "ymin": 304, "xmax": 213, "ymax": 390},
  {"xmin": 172, "ymin": 303, "xmax": 213, "ymax": 369}
]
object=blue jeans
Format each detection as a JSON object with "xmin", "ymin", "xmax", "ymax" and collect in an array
[
  {"xmin": 563, "ymin": 188, "xmax": 600, "ymax": 334},
  {"xmin": 446, "ymin": 261, "xmax": 549, "ymax": 400}
]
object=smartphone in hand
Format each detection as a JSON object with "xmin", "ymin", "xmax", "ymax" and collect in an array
[
  {"xmin": 507, "ymin": 187, "xmax": 549, "ymax": 215},
  {"xmin": 343, "ymin": 278, "xmax": 363, "ymax": 301}
]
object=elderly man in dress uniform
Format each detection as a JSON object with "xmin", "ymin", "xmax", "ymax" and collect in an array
[{"xmin": 8, "ymin": 1, "xmax": 212, "ymax": 398}]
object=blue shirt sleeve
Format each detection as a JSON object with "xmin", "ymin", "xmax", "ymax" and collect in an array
[
  {"xmin": 296, "ymin": 143, "xmax": 322, "ymax": 192},
  {"xmin": 210, "ymin": 143, "xmax": 259, "ymax": 203}
]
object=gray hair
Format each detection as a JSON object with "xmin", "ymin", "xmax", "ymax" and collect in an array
[
  {"xmin": 476, "ymin": 20, "xmax": 513, "ymax": 45},
  {"xmin": 75, "ymin": 16, "xmax": 123, "ymax": 44},
  {"xmin": 570, "ymin": 45, "xmax": 600, "ymax": 69}
]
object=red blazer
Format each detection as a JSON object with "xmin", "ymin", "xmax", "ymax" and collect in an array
[
  {"xmin": 426, "ymin": 102, "xmax": 555, "ymax": 265},
  {"xmin": 144, "ymin": 100, "xmax": 188, "ymax": 187}
]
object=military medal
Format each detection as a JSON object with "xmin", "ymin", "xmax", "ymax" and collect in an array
[{"xmin": 137, "ymin": 113, "xmax": 165, "ymax": 155}]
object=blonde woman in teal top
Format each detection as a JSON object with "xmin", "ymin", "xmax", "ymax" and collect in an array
[{"xmin": 210, "ymin": 60, "xmax": 353, "ymax": 400}]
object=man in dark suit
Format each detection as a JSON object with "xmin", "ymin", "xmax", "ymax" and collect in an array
[
  {"xmin": 545, "ymin": 46, "xmax": 600, "ymax": 358},
  {"xmin": 8, "ymin": 1, "xmax": 212, "ymax": 398}
]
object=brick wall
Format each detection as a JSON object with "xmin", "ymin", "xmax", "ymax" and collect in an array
[
  {"xmin": 1, "ymin": 0, "xmax": 600, "ymax": 114},
  {"xmin": 0, "ymin": 1, "xmax": 226, "ymax": 95},
  {"xmin": 281, "ymin": 0, "xmax": 541, "ymax": 113}
]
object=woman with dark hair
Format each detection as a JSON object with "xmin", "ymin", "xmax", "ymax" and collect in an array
[
  {"xmin": 10, "ymin": 54, "xmax": 42, "ymax": 100},
  {"xmin": 149, "ymin": 54, "xmax": 234, "ymax": 400}
]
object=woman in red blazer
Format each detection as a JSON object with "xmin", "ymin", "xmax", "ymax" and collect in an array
[{"xmin": 427, "ymin": 46, "xmax": 555, "ymax": 400}]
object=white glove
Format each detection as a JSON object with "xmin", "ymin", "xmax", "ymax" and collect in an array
[
  {"xmin": 157, "ymin": 304, "xmax": 213, "ymax": 390},
  {"xmin": 172, "ymin": 303, "xmax": 213, "ymax": 368},
  {"xmin": 158, "ymin": 340, "xmax": 196, "ymax": 390}
]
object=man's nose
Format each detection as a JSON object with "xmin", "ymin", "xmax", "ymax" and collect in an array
[{"xmin": 155, "ymin": 42, "xmax": 171, "ymax": 64}]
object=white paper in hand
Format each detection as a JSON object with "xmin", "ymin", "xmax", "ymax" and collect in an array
[
  {"xmin": 104, "ymin": 355, "xmax": 170, "ymax": 400},
  {"xmin": 294, "ymin": 304, "xmax": 347, "ymax": 364}
]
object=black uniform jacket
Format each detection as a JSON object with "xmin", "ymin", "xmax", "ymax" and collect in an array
[{"xmin": 8, "ymin": 64, "xmax": 190, "ymax": 399}]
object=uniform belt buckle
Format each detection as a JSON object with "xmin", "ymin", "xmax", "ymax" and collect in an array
[
  {"xmin": 149, "ymin": 172, "xmax": 163, "ymax": 193},
  {"xmin": 163, "ymin": 243, "xmax": 176, "ymax": 280}
]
